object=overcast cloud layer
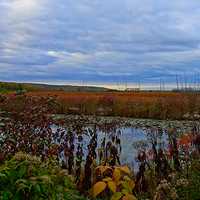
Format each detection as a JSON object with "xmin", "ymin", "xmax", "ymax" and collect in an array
[{"xmin": 1, "ymin": 0, "xmax": 200, "ymax": 86}]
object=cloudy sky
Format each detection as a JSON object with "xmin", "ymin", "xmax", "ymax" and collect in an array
[{"xmin": 1, "ymin": 0, "xmax": 200, "ymax": 87}]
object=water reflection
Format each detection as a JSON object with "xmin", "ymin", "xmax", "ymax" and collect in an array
[{"xmin": 52, "ymin": 123, "xmax": 170, "ymax": 170}]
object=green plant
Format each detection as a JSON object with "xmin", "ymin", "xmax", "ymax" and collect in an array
[
  {"xmin": 0, "ymin": 152, "xmax": 87, "ymax": 200},
  {"xmin": 176, "ymin": 159, "xmax": 200, "ymax": 200}
]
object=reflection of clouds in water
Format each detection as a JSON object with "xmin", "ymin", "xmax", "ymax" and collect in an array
[
  {"xmin": 51, "ymin": 124, "xmax": 149, "ymax": 167},
  {"xmin": 51, "ymin": 121, "xmax": 180, "ymax": 171},
  {"xmin": 119, "ymin": 127, "xmax": 151, "ymax": 170}
]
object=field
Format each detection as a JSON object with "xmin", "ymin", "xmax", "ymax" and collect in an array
[
  {"xmin": 26, "ymin": 91, "xmax": 200, "ymax": 120},
  {"xmin": 0, "ymin": 92, "xmax": 200, "ymax": 200}
]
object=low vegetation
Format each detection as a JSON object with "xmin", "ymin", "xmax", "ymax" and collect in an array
[
  {"xmin": 0, "ymin": 94, "xmax": 200, "ymax": 200},
  {"xmin": 2, "ymin": 90, "xmax": 200, "ymax": 120},
  {"xmin": 0, "ymin": 153, "xmax": 86, "ymax": 200}
]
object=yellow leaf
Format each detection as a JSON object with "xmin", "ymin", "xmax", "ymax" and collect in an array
[
  {"xmin": 118, "ymin": 166, "xmax": 131, "ymax": 174},
  {"xmin": 128, "ymin": 180, "xmax": 135, "ymax": 190},
  {"xmin": 103, "ymin": 177, "xmax": 113, "ymax": 182},
  {"xmin": 96, "ymin": 166, "xmax": 112, "ymax": 174},
  {"xmin": 111, "ymin": 192, "xmax": 123, "ymax": 200},
  {"xmin": 123, "ymin": 176, "xmax": 131, "ymax": 181},
  {"xmin": 93, "ymin": 159, "xmax": 97, "ymax": 166},
  {"xmin": 122, "ymin": 194, "xmax": 137, "ymax": 200},
  {"xmin": 117, "ymin": 180, "xmax": 124, "ymax": 186},
  {"xmin": 113, "ymin": 168, "xmax": 121, "ymax": 182},
  {"xmin": 92, "ymin": 181, "xmax": 107, "ymax": 197},
  {"xmin": 122, "ymin": 180, "xmax": 135, "ymax": 193},
  {"xmin": 108, "ymin": 181, "xmax": 117, "ymax": 193},
  {"xmin": 122, "ymin": 188, "xmax": 129, "ymax": 195}
]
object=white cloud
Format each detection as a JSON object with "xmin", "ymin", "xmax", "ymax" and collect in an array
[{"xmin": 7, "ymin": 0, "xmax": 44, "ymax": 18}]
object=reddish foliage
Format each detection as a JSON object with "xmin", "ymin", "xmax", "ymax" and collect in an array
[
  {"xmin": 178, "ymin": 134, "xmax": 194, "ymax": 148},
  {"xmin": 18, "ymin": 91, "xmax": 200, "ymax": 119}
]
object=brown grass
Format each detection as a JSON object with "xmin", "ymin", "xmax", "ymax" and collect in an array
[{"xmin": 23, "ymin": 91, "xmax": 200, "ymax": 120}]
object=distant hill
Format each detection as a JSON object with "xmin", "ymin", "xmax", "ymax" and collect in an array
[{"xmin": 0, "ymin": 81, "xmax": 113, "ymax": 93}]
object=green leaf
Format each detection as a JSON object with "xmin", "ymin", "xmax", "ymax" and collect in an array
[
  {"xmin": 0, "ymin": 172, "xmax": 6, "ymax": 178},
  {"xmin": 16, "ymin": 183, "xmax": 29, "ymax": 192},
  {"xmin": 18, "ymin": 165, "xmax": 27, "ymax": 178},
  {"xmin": 35, "ymin": 184, "xmax": 41, "ymax": 193},
  {"xmin": 2, "ymin": 191, "xmax": 12, "ymax": 200},
  {"xmin": 111, "ymin": 192, "xmax": 123, "ymax": 200},
  {"xmin": 108, "ymin": 181, "xmax": 117, "ymax": 193}
]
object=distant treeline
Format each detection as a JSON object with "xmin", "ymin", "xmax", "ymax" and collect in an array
[
  {"xmin": 0, "ymin": 82, "xmax": 112, "ymax": 93},
  {"xmin": 0, "ymin": 82, "xmax": 25, "ymax": 92}
]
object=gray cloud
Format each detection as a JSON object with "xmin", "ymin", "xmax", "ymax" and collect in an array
[{"xmin": 0, "ymin": 0, "xmax": 200, "ymax": 85}]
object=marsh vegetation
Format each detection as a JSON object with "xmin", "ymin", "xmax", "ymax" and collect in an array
[{"xmin": 0, "ymin": 93, "xmax": 200, "ymax": 200}]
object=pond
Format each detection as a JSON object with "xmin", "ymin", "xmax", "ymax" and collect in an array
[{"xmin": 51, "ymin": 115, "xmax": 198, "ymax": 170}]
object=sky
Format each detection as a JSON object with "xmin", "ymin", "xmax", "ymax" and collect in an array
[{"xmin": 1, "ymin": 0, "xmax": 200, "ymax": 88}]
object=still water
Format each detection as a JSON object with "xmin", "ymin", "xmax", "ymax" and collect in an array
[{"xmin": 51, "ymin": 115, "xmax": 195, "ymax": 169}]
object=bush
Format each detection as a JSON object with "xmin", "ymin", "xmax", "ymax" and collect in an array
[{"xmin": 0, "ymin": 152, "xmax": 87, "ymax": 200}]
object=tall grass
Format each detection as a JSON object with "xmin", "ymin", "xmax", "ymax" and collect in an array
[{"xmin": 24, "ymin": 91, "xmax": 200, "ymax": 120}]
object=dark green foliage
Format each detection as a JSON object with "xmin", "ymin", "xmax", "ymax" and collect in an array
[
  {"xmin": 0, "ymin": 152, "xmax": 87, "ymax": 200},
  {"xmin": 0, "ymin": 81, "xmax": 111, "ymax": 93}
]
